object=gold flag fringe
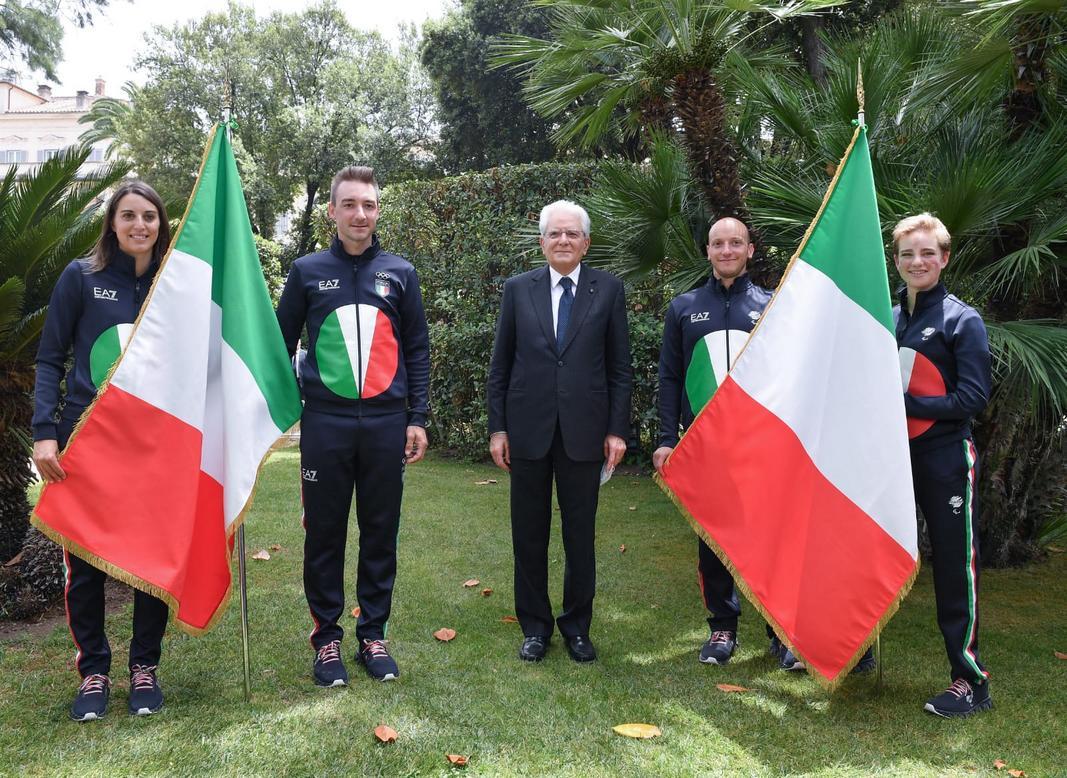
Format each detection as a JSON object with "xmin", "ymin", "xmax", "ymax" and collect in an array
[
  {"xmin": 656, "ymin": 123, "xmax": 919, "ymax": 691},
  {"xmin": 30, "ymin": 124, "xmax": 295, "ymax": 636}
]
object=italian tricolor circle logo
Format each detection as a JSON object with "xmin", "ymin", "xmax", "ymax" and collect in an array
[
  {"xmin": 315, "ymin": 304, "xmax": 398, "ymax": 399},
  {"xmin": 898, "ymin": 347, "xmax": 946, "ymax": 438},
  {"xmin": 685, "ymin": 329, "xmax": 752, "ymax": 416},
  {"xmin": 89, "ymin": 323, "xmax": 134, "ymax": 388}
]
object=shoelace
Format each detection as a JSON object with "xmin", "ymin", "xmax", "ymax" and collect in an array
[
  {"xmin": 945, "ymin": 678, "xmax": 972, "ymax": 698},
  {"xmin": 362, "ymin": 639, "xmax": 390, "ymax": 660},
  {"xmin": 317, "ymin": 641, "xmax": 342, "ymax": 664},
  {"xmin": 79, "ymin": 674, "xmax": 109, "ymax": 695},
  {"xmin": 130, "ymin": 665, "xmax": 158, "ymax": 691},
  {"xmin": 709, "ymin": 631, "xmax": 733, "ymax": 645}
]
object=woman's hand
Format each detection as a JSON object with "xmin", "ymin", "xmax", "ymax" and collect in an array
[{"xmin": 32, "ymin": 439, "xmax": 66, "ymax": 483}]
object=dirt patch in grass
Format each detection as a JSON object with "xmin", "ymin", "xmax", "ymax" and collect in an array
[{"xmin": 0, "ymin": 579, "xmax": 134, "ymax": 643}]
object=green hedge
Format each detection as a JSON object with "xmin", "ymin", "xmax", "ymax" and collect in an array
[{"xmin": 312, "ymin": 163, "xmax": 671, "ymax": 461}]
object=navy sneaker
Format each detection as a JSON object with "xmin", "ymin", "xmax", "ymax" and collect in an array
[
  {"xmin": 313, "ymin": 640, "xmax": 349, "ymax": 687},
  {"xmin": 70, "ymin": 673, "xmax": 110, "ymax": 721},
  {"xmin": 699, "ymin": 631, "xmax": 737, "ymax": 665},
  {"xmin": 924, "ymin": 678, "xmax": 992, "ymax": 718},
  {"xmin": 128, "ymin": 665, "xmax": 163, "ymax": 715},
  {"xmin": 851, "ymin": 647, "xmax": 877, "ymax": 675},
  {"xmin": 357, "ymin": 639, "xmax": 399, "ymax": 681},
  {"xmin": 769, "ymin": 635, "xmax": 805, "ymax": 672}
]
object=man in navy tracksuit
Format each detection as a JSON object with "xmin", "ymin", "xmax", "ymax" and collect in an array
[
  {"xmin": 892, "ymin": 213, "xmax": 992, "ymax": 718},
  {"xmin": 276, "ymin": 165, "xmax": 430, "ymax": 686},
  {"xmin": 653, "ymin": 218, "xmax": 777, "ymax": 666}
]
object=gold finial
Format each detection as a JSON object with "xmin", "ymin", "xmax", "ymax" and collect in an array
[{"xmin": 857, "ymin": 60, "xmax": 866, "ymax": 128}]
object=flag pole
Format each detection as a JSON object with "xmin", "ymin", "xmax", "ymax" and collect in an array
[
  {"xmin": 855, "ymin": 59, "xmax": 884, "ymax": 692},
  {"xmin": 221, "ymin": 86, "xmax": 253, "ymax": 704}
]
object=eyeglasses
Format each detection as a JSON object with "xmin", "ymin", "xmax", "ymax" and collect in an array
[{"xmin": 545, "ymin": 230, "xmax": 585, "ymax": 241}]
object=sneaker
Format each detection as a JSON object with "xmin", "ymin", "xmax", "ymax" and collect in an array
[
  {"xmin": 851, "ymin": 647, "xmax": 877, "ymax": 675},
  {"xmin": 924, "ymin": 678, "xmax": 992, "ymax": 718},
  {"xmin": 313, "ymin": 640, "xmax": 349, "ymax": 687},
  {"xmin": 357, "ymin": 638, "xmax": 399, "ymax": 681},
  {"xmin": 128, "ymin": 664, "xmax": 164, "ymax": 715},
  {"xmin": 699, "ymin": 630, "xmax": 737, "ymax": 665},
  {"xmin": 70, "ymin": 673, "xmax": 111, "ymax": 721},
  {"xmin": 769, "ymin": 635, "xmax": 805, "ymax": 672}
]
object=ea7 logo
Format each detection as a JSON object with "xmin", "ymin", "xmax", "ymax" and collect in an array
[
  {"xmin": 301, "ymin": 468, "xmax": 318, "ymax": 482},
  {"xmin": 93, "ymin": 287, "xmax": 117, "ymax": 301},
  {"xmin": 318, "ymin": 279, "xmax": 340, "ymax": 291},
  {"xmin": 690, "ymin": 311, "xmax": 710, "ymax": 323}
]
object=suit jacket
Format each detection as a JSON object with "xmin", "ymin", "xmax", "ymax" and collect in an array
[{"xmin": 487, "ymin": 264, "xmax": 633, "ymax": 462}]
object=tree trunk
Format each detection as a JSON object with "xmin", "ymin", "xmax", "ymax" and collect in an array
[
  {"xmin": 1005, "ymin": 15, "xmax": 1051, "ymax": 137},
  {"xmin": 799, "ymin": 17, "xmax": 827, "ymax": 87},
  {"xmin": 294, "ymin": 180, "xmax": 321, "ymax": 260},
  {"xmin": 0, "ymin": 368, "xmax": 34, "ymax": 563}
]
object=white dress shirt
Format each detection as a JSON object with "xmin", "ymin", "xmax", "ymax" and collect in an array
[{"xmin": 549, "ymin": 264, "xmax": 581, "ymax": 336}]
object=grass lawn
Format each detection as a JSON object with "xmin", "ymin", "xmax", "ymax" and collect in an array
[{"xmin": 1, "ymin": 451, "xmax": 1064, "ymax": 777}]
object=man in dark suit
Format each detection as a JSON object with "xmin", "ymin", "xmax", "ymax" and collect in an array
[{"xmin": 487, "ymin": 199, "xmax": 633, "ymax": 663}]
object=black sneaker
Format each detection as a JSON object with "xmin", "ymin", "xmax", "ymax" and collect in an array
[
  {"xmin": 128, "ymin": 664, "xmax": 163, "ymax": 715},
  {"xmin": 70, "ymin": 673, "xmax": 110, "ymax": 721},
  {"xmin": 769, "ymin": 635, "xmax": 805, "ymax": 672},
  {"xmin": 924, "ymin": 678, "xmax": 992, "ymax": 718},
  {"xmin": 313, "ymin": 640, "xmax": 349, "ymax": 687},
  {"xmin": 357, "ymin": 638, "xmax": 399, "ymax": 681},
  {"xmin": 851, "ymin": 647, "xmax": 877, "ymax": 675},
  {"xmin": 699, "ymin": 630, "xmax": 737, "ymax": 665}
]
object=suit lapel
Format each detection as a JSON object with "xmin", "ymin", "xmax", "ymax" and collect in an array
[
  {"xmin": 528, "ymin": 267, "xmax": 555, "ymax": 350},
  {"xmin": 559, "ymin": 266, "xmax": 596, "ymax": 356}
]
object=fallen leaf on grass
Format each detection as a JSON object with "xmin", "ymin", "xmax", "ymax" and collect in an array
[
  {"xmin": 462, "ymin": 578, "xmax": 480, "ymax": 587},
  {"xmin": 628, "ymin": 506, "xmax": 637, "ymax": 511},
  {"xmin": 1008, "ymin": 771, "xmax": 1026, "ymax": 778},
  {"xmin": 474, "ymin": 479, "xmax": 498, "ymax": 485},
  {"xmin": 269, "ymin": 544, "xmax": 282, "ymax": 551},
  {"xmin": 613, "ymin": 723, "xmax": 661, "ymax": 739},
  {"xmin": 251, "ymin": 550, "xmax": 271, "ymax": 561},
  {"xmin": 374, "ymin": 725, "xmax": 398, "ymax": 743},
  {"xmin": 434, "ymin": 628, "xmax": 457, "ymax": 641},
  {"xmin": 1054, "ymin": 651, "xmax": 1067, "ymax": 660},
  {"xmin": 481, "ymin": 588, "xmax": 493, "ymax": 597},
  {"xmin": 716, "ymin": 683, "xmax": 751, "ymax": 693},
  {"xmin": 350, "ymin": 606, "xmax": 361, "ymax": 618},
  {"xmin": 993, "ymin": 760, "xmax": 1007, "ymax": 770},
  {"xmin": 619, "ymin": 544, "xmax": 626, "ymax": 553},
  {"xmin": 446, "ymin": 754, "xmax": 469, "ymax": 766},
  {"xmin": 501, "ymin": 615, "xmax": 519, "ymax": 624}
]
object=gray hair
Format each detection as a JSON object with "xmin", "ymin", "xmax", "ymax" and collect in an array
[{"xmin": 539, "ymin": 199, "xmax": 591, "ymax": 237}]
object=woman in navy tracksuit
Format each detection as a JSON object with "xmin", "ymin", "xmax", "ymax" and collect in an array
[
  {"xmin": 892, "ymin": 213, "xmax": 993, "ymax": 718},
  {"xmin": 32, "ymin": 181, "xmax": 171, "ymax": 721}
]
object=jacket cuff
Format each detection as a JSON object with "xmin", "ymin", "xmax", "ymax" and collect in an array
[
  {"xmin": 658, "ymin": 435, "xmax": 679, "ymax": 449},
  {"xmin": 33, "ymin": 423, "xmax": 58, "ymax": 442},
  {"xmin": 407, "ymin": 413, "xmax": 427, "ymax": 427}
]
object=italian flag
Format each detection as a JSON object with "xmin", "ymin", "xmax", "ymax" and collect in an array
[
  {"xmin": 658, "ymin": 126, "xmax": 918, "ymax": 687},
  {"xmin": 33, "ymin": 125, "xmax": 302, "ymax": 634}
]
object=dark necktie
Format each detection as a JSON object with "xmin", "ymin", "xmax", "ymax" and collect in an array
[{"xmin": 556, "ymin": 276, "xmax": 574, "ymax": 351}]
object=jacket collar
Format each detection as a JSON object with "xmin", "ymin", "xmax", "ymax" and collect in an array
[
  {"xmin": 111, "ymin": 250, "xmax": 159, "ymax": 279},
  {"xmin": 897, "ymin": 282, "xmax": 947, "ymax": 314},
  {"xmin": 707, "ymin": 273, "xmax": 752, "ymax": 296},
  {"xmin": 331, "ymin": 233, "xmax": 381, "ymax": 262}
]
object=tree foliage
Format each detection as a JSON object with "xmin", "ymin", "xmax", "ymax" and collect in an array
[{"xmin": 0, "ymin": 0, "xmax": 107, "ymax": 82}]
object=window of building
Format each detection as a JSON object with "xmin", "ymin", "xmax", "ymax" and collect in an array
[
  {"xmin": 37, "ymin": 148, "xmax": 62, "ymax": 162},
  {"xmin": 0, "ymin": 149, "xmax": 29, "ymax": 163},
  {"xmin": 88, "ymin": 147, "xmax": 105, "ymax": 162}
]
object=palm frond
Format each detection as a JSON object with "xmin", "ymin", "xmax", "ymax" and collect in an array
[
  {"xmin": 0, "ymin": 307, "xmax": 49, "ymax": 364},
  {"xmin": 986, "ymin": 319, "xmax": 1067, "ymax": 418}
]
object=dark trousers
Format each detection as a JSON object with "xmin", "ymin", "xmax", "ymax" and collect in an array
[
  {"xmin": 697, "ymin": 539, "xmax": 741, "ymax": 632},
  {"xmin": 509, "ymin": 425, "xmax": 601, "ymax": 638},
  {"xmin": 300, "ymin": 408, "xmax": 406, "ymax": 648},
  {"xmin": 913, "ymin": 438, "xmax": 989, "ymax": 684},
  {"xmin": 57, "ymin": 420, "xmax": 168, "ymax": 678}
]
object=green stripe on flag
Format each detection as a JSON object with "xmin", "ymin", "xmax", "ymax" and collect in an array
[
  {"xmin": 172, "ymin": 125, "xmax": 302, "ymax": 432},
  {"xmin": 797, "ymin": 128, "xmax": 894, "ymax": 333},
  {"xmin": 685, "ymin": 336, "xmax": 718, "ymax": 416}
]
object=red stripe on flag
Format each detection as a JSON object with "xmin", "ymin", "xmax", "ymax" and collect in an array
[
  {"xmin": 661, "ymin": 376, "xmax": 916, "ymax": 681},
  {"xmin": 362, "ymin": 308, "xmax": 398, "ymax": 398},
  {"xmin": 34, "ymin": 385, "xmax": 230, "ymax": 632}
]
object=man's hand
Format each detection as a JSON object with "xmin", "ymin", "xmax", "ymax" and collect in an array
[
  {"xmin": 490, "ymin": 431, "xmax": 510, "ymax": 472},
  {"xmin": 404, "ymin": 425, "xmax": 428, "ymax": 464},
  {"xmin": 33, "ymin": 439, "xmax": 66, "ymax": 483},
  {"xmin": 603, "ymin": 434, "xmax": 627, "ymax": 470},
  {"xmin": 652, "ymin": 445, "xmax": 674, "ymax": 473}
]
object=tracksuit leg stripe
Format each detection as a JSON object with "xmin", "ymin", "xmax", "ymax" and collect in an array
[
  {"xmin": 961, "ymin": 439, "xmax": 988, "ymax": 680},
  {"xmin": 62, "ymin": 550, "xmax": 84, "ymax": 676}
]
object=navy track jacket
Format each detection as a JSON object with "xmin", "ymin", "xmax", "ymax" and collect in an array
[
  {"xmin": 893, "ymin": 283, "xmax": 991, "ymax": 452},
  {"xmin": 276, "ymin": 235, "xmax": 430, "ymax": 426},
  {"xmin": 33, "ymin": 253, "xmax": 159, "ymax": 441},
  {"xmin": 658, "ymin": 274, "xmax": 772, "ymax": 448}
]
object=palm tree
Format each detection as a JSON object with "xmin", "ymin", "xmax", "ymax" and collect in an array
[
  {"xmin": 735, "ymin": 7, "xmax": 1067, "ymax": 564},
  {"xmin": 491, "ymin": 0, "xmax": 842, "ymax": 228},
  {"xmin": 76, "ymin": 82, "xmax": 137, "ymax": 158},
  {"xmin": 0, "ymin": 146, "xmax": 128, "ymax": 618}
]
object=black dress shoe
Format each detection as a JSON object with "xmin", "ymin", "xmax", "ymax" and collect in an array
[
  {"xmin": 565, "ymin": 635, "xmax": 597, "ymax": 663},
  {"xmin": 519, "ymin": 636, "xmax": 549, "ymax": 662}
]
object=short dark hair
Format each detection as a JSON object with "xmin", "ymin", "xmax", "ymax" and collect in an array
[
  {"xmin": 88, "ymin": 180, "xmax": 171, "ymax": 272},
  {"xmin": 330, "ymin": 166, "xmax": 380, "ymax": 204}
]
